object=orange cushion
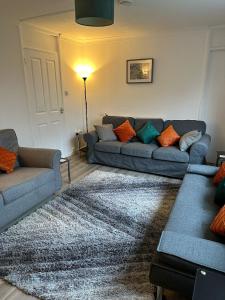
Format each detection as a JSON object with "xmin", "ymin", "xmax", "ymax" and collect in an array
[
  {"xmin": 113, "ymin": 120, "xmax": 136, "ymax": 142},
  {"xmin": 157, "ymin": 125, "xmax": 180, "ymax": 147},
  {"xmin": 0, "ymin": 147, "xmax": 17, "ymax": 174},
  {"xmin": 210, "ymin": 205, "xmax": 225, "ymax": 237},
  {"xmin": 214, "ymin": 163, "xmax": 225, "ymax": 186}
]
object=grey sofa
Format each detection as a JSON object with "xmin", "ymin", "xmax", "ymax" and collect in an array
[
  {"xmin": 149, "ymin": 164, "xmax": 225, "ymax": 298},
  {"xmin": 0, "ymin": 129, "xmax": 62, "ymax": 231},
  {"xmin": 85, "ymin": 116, "xmax": 211, "ymax": 178}
]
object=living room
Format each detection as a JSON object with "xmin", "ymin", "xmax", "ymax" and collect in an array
[{"xmin": 0, "ymin": 0, "xmax": 225, "ymax": 299}]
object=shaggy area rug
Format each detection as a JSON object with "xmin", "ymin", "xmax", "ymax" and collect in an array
[{"xmin": 0, "ymin": 170, "xmax": 181, "ymax": 300}]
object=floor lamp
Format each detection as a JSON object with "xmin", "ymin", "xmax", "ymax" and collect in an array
[{"xmin": 76, "ymin": 65, "xmax": 93, "ymax": 133}]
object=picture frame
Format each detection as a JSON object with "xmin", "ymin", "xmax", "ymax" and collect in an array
[{"xmin": 127, "ymin": 58, "xmax": 154, "ymax": 84}]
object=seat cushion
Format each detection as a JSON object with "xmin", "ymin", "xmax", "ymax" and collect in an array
[
  {"xmin": 153, "ymin": 146, "xmax": 189, "ymax": 163},
  {"xmin": 0, "ymin": 167, "xmax": 54, "ymax": 205},
  {"xmin": 95, "ymin": 141, "xmax": 124, "ymax": 154},
  {"xmin": 121, "ymin": 142, "xmax": 158, "ymax": 158}
]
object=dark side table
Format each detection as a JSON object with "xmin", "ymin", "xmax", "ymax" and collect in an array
[
  {"xmin": 216, "ymin": 151, "xmax": 225, "ymax": 166},
  {"xmin": 192, "ymin": 269, "xmax": 225, "ymax": 300}
]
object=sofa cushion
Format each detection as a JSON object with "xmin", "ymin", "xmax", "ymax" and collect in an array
[
  {"xmin": 102, "ymin": 115, "xmax": 135, "ymax": 129},
  {"xmin": 0, "ymin": 167, "xmax": 55, "ymax": 205},
  {"xmin": 113, "ymin": 120, "xmax": 136, "ymax": 142},
  {"xmin": 95, "ymin": 141, "xmax": 123, "ymax": 154},
  {"xmin": 213, "ymin": 163, "xmax": 225, "ymax": 186},
  {"xmin": 94, "ymin": 124, "xmax": 117, "ymax": 142},
  {"xmin": 164, "ymin": 120, "xmax": 206, "ymax": 136},
  {"xmin": 0, "ymin": 129, "xmax": 19, "ymax": 168},
  {"xmin": 121, "ymin": 142, "xmax": 158, "ymax": 158},
  {"xmin": 0, "ymin": 147, "xmax": 17, "ymax": 173},
  {"xmin": 210, "ymin": 205, "xmax": 225, "ymax": 237},
  {"xmin": 153, "ymin": 146, "xmax": 189, "ymax": 163},
  {"xmin": 134, "ymin": 118, "xmax": 164, "ymax": 133},
  {"xmin": 137, "ymin": 121, "xmax": 160, "ymax": 144},
  {"xmin": 165, "ymin": 173, "xmax": 221, "ymax": 241},
  {"xmin": 157, "ymin": 125, "xmax": 180, "ymax": 147}
]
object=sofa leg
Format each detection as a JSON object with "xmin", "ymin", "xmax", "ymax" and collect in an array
[{"xmin": 155, "ymin": 286, "xmax": 163, "ymax": 300}]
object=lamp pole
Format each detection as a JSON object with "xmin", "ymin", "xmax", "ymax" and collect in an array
[{"xmin": 82, "ymin": 77, "xmax": 88, "ymax": 133}]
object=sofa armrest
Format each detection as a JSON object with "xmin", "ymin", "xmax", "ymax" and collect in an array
[
  {"xmin": 187, "ymin": 164, "xmax": 218, "ymax": 177},
  {"xmin": 158, "ymin": 231, "xmax": 225, "ymax": 274},
  {"xmin": 84, "ymin": 131, "xmax": 98, "ymax": 147},
  {"xmin": 189, "ymin": 134, "xmax": 211, "ymax": 164},
  {"xmin": 83, "ymin": 131, "xmax": 98, "ymax": 163},
  {"xmin": 18, "ymin": 147, "xmax": 61, "ymax": 169}
]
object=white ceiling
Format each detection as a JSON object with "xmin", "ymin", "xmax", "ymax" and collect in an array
[{"xmin": 25, "ymin": 0, "xmax": 225, "ymax": 42}]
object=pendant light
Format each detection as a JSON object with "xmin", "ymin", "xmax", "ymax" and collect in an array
[{"xmin": 75, "ymin": 0, "xmax": 114, "ymax": 27}]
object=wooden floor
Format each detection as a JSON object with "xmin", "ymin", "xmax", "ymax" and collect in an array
[{"xmin": 0, "ymin": 154, "xmax": 187, "ymax": 300}]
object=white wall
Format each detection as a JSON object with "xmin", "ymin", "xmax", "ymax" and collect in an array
[
  {"xmin": 83, "ymin": 29, "xmax": 208, "ymax": 129},
  {"xmin": 0, "ymin": 0, "xmax": 73, "ymax": 146},
  {"xmin": 200, "ymin": 26, "xmax": 225, "ymax": 162}
]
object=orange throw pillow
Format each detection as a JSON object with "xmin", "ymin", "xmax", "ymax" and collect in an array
[
  {"xmin": 214, "ymin": 163, "xmax": 225, "ymax": 186},
  {"xmin": 0, "ymin": 147, "xmax": 17, "ymax": 174},
  {"xmin": 157, "ymin": 125, "xmax": 180, "ymax": 147},
  {"xmin": 113, "ymin": 120, "xmax": 136, "ymax": 142},
  {"xmin": 210, "ymin": 205, "xmax": 225, "ymax": 237}
]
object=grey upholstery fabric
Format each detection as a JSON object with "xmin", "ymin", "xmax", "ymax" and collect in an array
[
  {"xmin": 187, "ymin": 164, "xmax": 218, "ymax": 177},
  {"xmin": 102, "ymin": 115, "xmax": 135, "ymax": 128},
  {"xmin": 85, "ymin": 116, "xmax": 211, "ymax": 178},
  {"xmin": 134, "ymin": 118, "xmax": 164, "ymax": 133},
  {"xmin": 0, "ymin": 168, "xmax": 54, "ymax": 205},
  {"xmin": 164, "ymin": 120, "xmax": 206, "ymax": 135},
  {"xmin": 95, "ymin": 141, "xmax": 124, "ymax": 154},
  {"xmin": 153, "ymin": 146, "xmax": 189, "ymax": 163},
  {"xmin": 0, "ymin": 130, "xmax": 62, "ymax": 231},
  {"xmin": 94, "ymin": 124, "xmax": 117, "ymax": 141},
  {"xmin": 165, "ymin": 173, "xmax": 218, "ymax": 240},
  {"xmin": 189, "ymin": 134, "xmax": 211, "ymax": 164},
  {"xmin": 94, "ymin": 151, "xmax": 188, "ymax": 178},
  {"xmin": 179, "ymin": 130, "xmax": 202, "ymax": 151},
  {"xmin": 121, "ymin": 142, "xmax": 158, "ymax": 158},
  {"xmin": 158, "ymin": 231, "xmax": 225, "ymax": 273}
]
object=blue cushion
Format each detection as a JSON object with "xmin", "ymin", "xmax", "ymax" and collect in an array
[
  {"xmin": 121, "ymin": 142, "xmax": 158, "ymax": 158},
  {"xmin": 137, "ymin": 121, "xmax": 160, "ymax": 144},
  {"xmin": 153, "ymin": 146, "xmax": 189, "ymax": 163}
]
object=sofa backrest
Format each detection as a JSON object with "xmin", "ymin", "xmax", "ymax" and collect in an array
[
  {"xmin": 0, "ymin": 129, "xmax": 18, "ymax": 152},
  {"xmin": 102, "ymin": 115, "xmax": 135, "ymax": 129},
  {"xmin": 164, "ymin": 120, "xmax": 206, "ymax": 136},
  {"xmin": 134, "ymin": 118, "xmax": 164, "ymax": 133}
]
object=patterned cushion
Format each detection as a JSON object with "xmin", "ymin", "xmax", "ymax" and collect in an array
[
  {"xmin": 213, "ymin": 163, "xmax": 225, "ymax": 186},
  {"xmin": 113, "ymin": 120, "xmax": 136, "ymax": 143},
  {"xmin": 0, "ymin": 147, "xmax": 17, "ymax": 173},
  {"xmin": 210, "ymin": 205, "xmax": 225, "ymax": 237},
  {"xmin": 157, "ymin": 125, "xmax": 180, "ymax": 147}
]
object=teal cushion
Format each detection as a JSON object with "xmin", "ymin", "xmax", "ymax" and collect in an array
[
  {"xmin": 137, "ymin": 121, "xmax": 160, "ymax": 144},
  {"xmin": 215, "ymin": 178, "xmax": 225, "ymax": 206}
]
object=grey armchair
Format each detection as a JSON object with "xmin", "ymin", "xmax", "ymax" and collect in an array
[{"xmin": 0, "ymin": 129, "xmax": 62, "ymax": 232}]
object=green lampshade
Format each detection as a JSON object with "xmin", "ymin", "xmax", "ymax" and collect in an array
[{"xmin": 75, "ymin": 0, "xmax": 114, "ymax": 27}]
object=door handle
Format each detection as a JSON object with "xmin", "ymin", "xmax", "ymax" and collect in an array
[{"xmin": 60, "ymin": 107, "xmax": 64, "ymax": 114}]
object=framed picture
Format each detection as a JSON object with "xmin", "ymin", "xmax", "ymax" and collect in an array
[{"xmin": 127, "ymin": 58, "xmax": 154, "ymax": 84}]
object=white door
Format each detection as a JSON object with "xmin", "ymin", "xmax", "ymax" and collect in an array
[{"xmin": 24, "ymin": 48, "xmax": 64, "ymax": 152}]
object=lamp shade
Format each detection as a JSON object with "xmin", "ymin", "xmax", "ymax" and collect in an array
[{"xmin": 75, "ymin": 0, "xmax": 114, "ymax": 27}]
